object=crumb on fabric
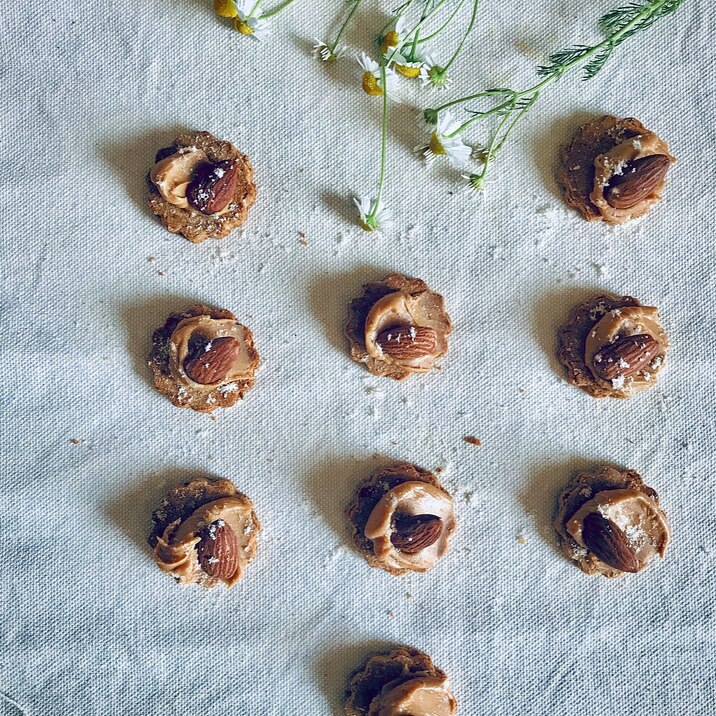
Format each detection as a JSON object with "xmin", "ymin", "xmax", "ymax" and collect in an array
[
  {"xmin": 464, "ymin": 436, "xmax": 481, "ymax": 446},
  {"xmin": 69, "ymin": 438, "xmax": 81, "ymax": 445}
]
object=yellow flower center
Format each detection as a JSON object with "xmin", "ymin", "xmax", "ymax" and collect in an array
[
  {"xmin": 380, "ymin": 30, "xmax": 400, "ymax": 54},
  {"xmin": 214, "ymin": 0, "xmax": 238, "ymax": 17},
  {"xmin": 233, "ymin": 16, "xmax": 254, "ymax": 35},
  {"xmin": 361, "ymin": 72, "xmax": 383, "ymax": 96},
  {"xmin": 359, "ymin": 219, "xmax": 375, "ymax": 232},
  {"xmin": 428, "ymin": 132, "xmax": 446, "ymax": 156},
  {"xmin": 395, "ymin": 63, "xmax": 421, "ymax": 78}
]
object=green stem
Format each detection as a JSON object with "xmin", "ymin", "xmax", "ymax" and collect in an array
[
  {"xmin": 331, "ymin": 0, "xmax": 364, "ymax": 50},
  {"xmin": 437, "ymin": 0, "xmax": 672, "ymax": 138},
  {"xmin": 417, "ymin": 0, "xmax": 467, "ymax": 43},
  {"xmin": 385, "ymin": 0, "xmax": 449, "ymax": 66},
  {"xmin": 371, "ymin": 63, "xmax": 390, "ymax": 213},
  {"xmin": 442, "ymin": 0, "xmax": 480, "ymax": 72},
  {"xmin": 260, "ymin": 0, "xmax": 298, "ymax": 19}
]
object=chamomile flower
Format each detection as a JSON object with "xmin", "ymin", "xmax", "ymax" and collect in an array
[
  {"xmin": 313, "ymin": 39, "xmax": 345, "ymax": 62},
  {"xmin": 233, "ymin": 0, "xmax": 270, "ymax": 40},
  {"xmin": 214, "ymin": 0, "xmax": 238, "ymax": 18},
  {"xmin": 462, "ymin": 173, "xmax": 486, "ymax": 193},
  {"xmin": 354, "ymin": 197, "xmax": 393, "ymax": 233},
  {"xmin": 380, "ymin": 15, "xmax": 409, "ymax": 55},
  {"xmin": 389, "ymin": 50, "xmax": 434, "ymax": 81},
  {"xmin": 423, "ymin": 64, "xmax": 452, "ymax": 90},
  {"xmin": 358, "ymin": 53, "xmax": 397, "ymax": 98},
  {"xmin": 420, "ymin": 111, "xmax": 471, "ymax": 168}
]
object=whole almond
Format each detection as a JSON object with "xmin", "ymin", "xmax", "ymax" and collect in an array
[
  {"xmin": 196, "ymin": 519, "xmax": 239, "ymax": 579},
  {"xmin": 581, "ymin": 512, "xmax": 640, "ymax": 573},
  {"xmin": 186, "ymin": 159, "xmax": 239, "ymax": 214},
  {"xmin": 591, "ymin": 333, "xmax": 660, "ymax": 381},
  {"xmin": 604, "ymin": 154, "xmax": 671, "ymax": 210},
  {"xmin": 376, "ymin": 325, "xmax": 438, "ymax": 361},
  {"xmin": 184, "ymin": 336, "xmax": 240, "ymax": 384},
  {"xmin": 391, "ymin": 513, "xmax": 443, "ymax": 554}
]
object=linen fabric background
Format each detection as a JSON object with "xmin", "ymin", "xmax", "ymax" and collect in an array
[{"xmin": 2, "ymin": 0, "xmax": 715, "ymax": 713}]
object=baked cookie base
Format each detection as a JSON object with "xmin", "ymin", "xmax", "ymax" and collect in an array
[
  {"xmin": 345, "ymin": 462, "xmax": 443, "ymax": 576},
  {"xmin": 147, "ymin": 130, "xmax": 256, "ymax": 243},
  {"xmin": 345, "ymin": 647, "xmax": 446, "ymax": 716},
  {"xmin": 553, "ymin": 465, "xmax": 660, "ymax": 578},
  {"xmin": 147, "ymin": 304, "xmax": 259, "ymax": 413},
  {"xmin": 345, "ymin": 274, "xmax": 438, "ymax": 381},
  {"xmin": 557, "ymin": 115, "xmax": 650, "ymax": 222},
  {"xmin": 556, "ymin": 293, "xmax": 641, "ymax": 399}
]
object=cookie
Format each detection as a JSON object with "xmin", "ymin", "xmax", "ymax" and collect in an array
[
  {"xmin": 149, "ymin": 476, "xmax": 261, "ymax": 588},
  {"xmin": 147, "ymin": 130, "xmax": 256, "ymax": 243},
  {"xmin": 345, "ymin": 462, "xmax": 457, "ymax": 576},
  {"xmin": 345, "ymin": 273, "xmax": 452, "ymax": 381},
  {"xmin": 554, "ymin": 465, "xmax": 670, "ymax": 578},
  {"xmin": 557, "ymin": 115, "xmax": 675, "ymax": 224},
  {"xmin": 556, "ymin": 293, "xmax": 668, "ymax": 398},
  {"xmin": 147, "ymin": 304, "xmax": 260, "ymax": 413},
  {"xmin": 345, "ymin": 647, "xmax": 457, "ymax": 716}
]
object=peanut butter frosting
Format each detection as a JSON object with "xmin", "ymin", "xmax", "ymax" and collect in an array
[
  {"xmin": 346, "ymin": 274, "xmax": 452, "ymax": 381},
  {"xmin": 364, "ymin": 290, "xmax": 450, "ymax": 372},
  {"xmin": 554, "ymin": 466, "xmax": 670, "ymax": 578},
  {"xmin": 583, "ymin": 305, "xmax": 669, "ymax": 396},
  {"xmin": 589, "ymin": 130, "xmax": 675, "ymax": 224},
  {"xmin": 364, "ymin": 480, "xmax": 456, "ymax": 574},
  {"xmin": 566, "ymin": 488, "xmax": 670, "ymax": 574},
  {"xmin": 370, "ymin": 675, "xmax": 457, "ymax": 716},
  {"xmin": 149, "ymin": 147, "xmax": 209, "ymax": 209},
  {"xmin": 148, "ymin": 304, "xmax": 260, "ymax": 413},
  {"xmin": 153, "ymin": 495, "xmax": 260, "ymax": 588},
  {"xmin": 168, "ymin": 314, "xmax": 258, "ymax": 392}
]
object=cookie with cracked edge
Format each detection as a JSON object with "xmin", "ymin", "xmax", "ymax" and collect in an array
[
  {"xmin": 557, "ymin": 293, "xmax": 649, "ymax": 399},
  {"xmin": 147, "ymin": 130, "xmax": 256, "ymax": 243},
  {"xmin": 147, "ymin": 303, "xmax": 259, "ymax": 413},
  {"xmin": 553, "ymin": 465, "xmax": 667, "ymax": 578},
  {"xmin": 556, "ymin": 115, "xmax": 674, "ymax": 224},
  {"xmin": 345, "ymin": 273, "xmax": 451, "ymax": 381},
  {"xmin": 345, "ymin": 647, "xmax": 451, "ymax": 716},
  {"xmin": 345, "ymin": 462, "xmax": 456, "ymax": 576}
]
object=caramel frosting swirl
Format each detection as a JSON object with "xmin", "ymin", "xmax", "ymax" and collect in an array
[
  {"xmin": 566, "ymin": 488, "xmax": 670, "ymax": 575},
  {"xmin": 364, "ymin": 481, "xmax": 456, "ymax": 573},
  {"xmin": 584, "ymin": 305, "xmax": 668, "ymax": 396},
  {"xmin": 150, "ymin": 147, "xmax": 208, "ymax": 208},
  {"xmin": 369, "ymin": 675, "xmax": 458, "ymax": 716},
  {"xmin": 364, "ymin": 290, "xmax": 451, "ymax": 372},
  {"xmin": 153, "ymin": 496, "xmax": 259, "ymax": 588},
  {"xmin": 168, "ymin": 315, "xmax": 258, "ymax": 393},
  {"xmin": 589, "ymin": 130, "xmax": 675, "ymax": 223}
]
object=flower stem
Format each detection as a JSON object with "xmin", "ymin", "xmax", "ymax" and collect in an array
[
  {"xmin": 260, "ymin": 0, "xmax": 298, "ymax": 19},
  {"xmin": 385, "ymin": 0, "xmax": 449, "ymax": 66},
  {"xmin": 417, "ymin": 0, "xmax": 467, "ymax": 43},
  {"xmin": 331, "ymin": 0, "xmax": 364, "ymax": 50},
  {"xmin": 442, "ymin": 0, "xmax": 480, "ymax": 72},
  {"xmin": 372, "ymin": 62, "xmax": 390, "ymax": 212}
]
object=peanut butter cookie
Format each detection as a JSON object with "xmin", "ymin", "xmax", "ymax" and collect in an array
[
  {"xmin": 148, "ymin": 304, "xmax": 260, "ymax": 413},
  {"xmin": 557, "ymin": 115, "xmax": 675, "ymax": 224},
  {"xmin": 149, "ymin": 477, "xmax": 261, "ymax": 588},
  {"xmin": 557, "ymin": 293, "xmax": 669, "ymax": 398},
  {"xmin": 345, "ymin": 274, "xmax": 452, "ymax": 380},
  {"xmin": 345, "ymin": 462, "xmax": 457, "ymax": 576},
  {"xmin": 345, "ymin": 646, "xmax": 457, "ymax": 716},
  {"xmin": 554, "ymin": 465, "xmax": 670, "ymax": 578},
  {"xmin": 147, "ymin": 130, "xmax": 256, "ymax": 243}
]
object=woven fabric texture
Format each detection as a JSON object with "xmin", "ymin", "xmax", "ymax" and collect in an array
[{"xmin": 1, "ymin": 0, "xmax": 714, "ymax": 713}]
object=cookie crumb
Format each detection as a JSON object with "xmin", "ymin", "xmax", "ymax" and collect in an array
[{"xmin": 464, "ymin": 436, "xmax": 481, "ymax": 446}]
